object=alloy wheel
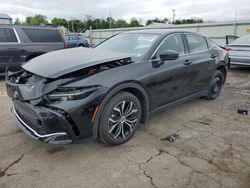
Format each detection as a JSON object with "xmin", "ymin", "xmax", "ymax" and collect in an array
[{"xmin": 108, "ymin": 100, "xmax": 138, "ymax": 140}]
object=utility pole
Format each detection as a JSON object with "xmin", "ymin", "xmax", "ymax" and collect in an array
[
  {"xmin": 234, "ymin": 12, "xmax": 238, "ymax": 36},
  {"xmin": 234, "ymin": 12, "xmax": 237, "ymax": 22},
  {"xmin": 172, "ymin": 9, "xmax": 176, "ymax": 23},
  {"xmin": 109, "ymin": 11, "xmax": 112, "ymax": 29},
  {"xmin": 71, "ymin": 17, "xmax": 75, "ymax": 33}
]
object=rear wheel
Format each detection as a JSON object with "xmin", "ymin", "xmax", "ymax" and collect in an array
[
  {"xmin": 206, "ymin": 70, "xmax": 224, "ymax": 100},
  {"xmin": 99, "ymin": 92, "xmax": 141, "ymax": 145}
]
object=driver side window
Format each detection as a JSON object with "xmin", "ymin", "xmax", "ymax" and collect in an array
[{"xmin": 154, "ymin": 34, "xmax": 185, "ymax": 59}]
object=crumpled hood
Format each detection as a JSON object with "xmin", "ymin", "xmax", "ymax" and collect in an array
[{"xmin": 22, "ymin": 47, "xmax": 131, "ymax": 79}]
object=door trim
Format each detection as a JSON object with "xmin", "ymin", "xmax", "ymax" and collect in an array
[{"xmin": 150, "ymin": 90, "xmax": 208, "ymax": 115}]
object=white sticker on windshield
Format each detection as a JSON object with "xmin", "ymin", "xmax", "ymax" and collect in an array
[{"xmin": 138, "ymin": 36, "xmax": 157, "ymax": 42}]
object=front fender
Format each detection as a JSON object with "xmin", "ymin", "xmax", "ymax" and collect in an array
[{"xmin": 92, "ymin": 82, "xmax": 150, "ymax": 139}]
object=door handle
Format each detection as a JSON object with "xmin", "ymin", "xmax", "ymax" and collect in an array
[
  {"xmin": 211, "ymin": 54, "xmax": 217, "ymax": 58},
  {"xmin": 184, "ymin": 60, "xmax": 192, "ymax": 65}
]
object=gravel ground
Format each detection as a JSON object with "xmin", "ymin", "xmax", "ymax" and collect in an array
[{"xmin": 0, "ymin": 68, "xmax": 249, "ymax": 188}]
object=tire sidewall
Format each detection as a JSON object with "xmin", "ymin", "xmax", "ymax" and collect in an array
[
  {"xmin": 207, "ymin": 70, "xmax": 224, "ymax": 100},
  {"xmin": 99, "ymin": 92, "xmax": 141, "ymax": 145}
]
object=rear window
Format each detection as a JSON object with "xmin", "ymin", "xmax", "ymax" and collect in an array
[
  {"xmin": 206, "ymin": 38, "xmax": 219, "ymax": 49},
  {"xmin": 0, "ymin": 28, "xmax": 18, "ymax": 42},
  {"xmin": 186, "ymin": 34, "xmax": 208, "ymax": 53},
  {"xmin": 231, "ymin": 35, "xmax": 250, "ymax": 45},
  {"xmin": 23, "ymin": 28, "xmax": 63, "ymax": 43}
]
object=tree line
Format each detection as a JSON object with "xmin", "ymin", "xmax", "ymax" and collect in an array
[{"xmin": 14, "ymin": 14, "xmax": 204, "ymax": 32}]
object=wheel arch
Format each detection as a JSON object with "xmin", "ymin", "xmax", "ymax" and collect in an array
[
  {"xmin": 93, "ymin": 82, "xmax": 150, "ymax": 139},
  {"xmin": 216, "ymin": 65, "xmax": 227, "ymax": 84}
]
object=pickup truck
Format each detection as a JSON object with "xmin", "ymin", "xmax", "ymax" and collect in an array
[{"xmin": 0, "ymin": 25, "xmax": 65, "ymax": 76}]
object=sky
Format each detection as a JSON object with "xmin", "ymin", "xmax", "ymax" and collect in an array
[{"xmin": 0, "ymin": 0, "xmax": 250, "ymax": 24}]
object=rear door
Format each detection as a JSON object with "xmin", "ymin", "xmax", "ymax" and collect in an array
[
  {"xmin": 147, "ymin": 33, "xmax": 193, "ymax": 109},
  {"xmin": 0, "ymin": 27, "xmax": 21, "ymax": 73},
  {"xmin": 183, "ymin": 34, "xmax": 216, "ymax": 93}
]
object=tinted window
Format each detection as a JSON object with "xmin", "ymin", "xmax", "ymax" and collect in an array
[
  {"xmin": 23, "ymin": 28, "xmax": 62, "ymax": 43},
  {"xmin": 0, "ymin": 28, "xmax": 18, "ymax": 42},
  {"xmin": 70, "ymin": 36, "xmax": 77, "ymax": 40},
  {"xmin": 231, "ymin": 35, "xmax": 250, "ymax": 45},
  {"xmin": 186, "ymin": 34, "xmax": 208, "ymax": 53},
  {"xmin": 155, "ymin": 34, "xmax": 185, "ymax": 58}
]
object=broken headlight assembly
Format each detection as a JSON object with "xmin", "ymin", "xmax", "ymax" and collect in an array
[{"xmin": 47, "ymin": 87, "xmax": 98, "ymax": 101}]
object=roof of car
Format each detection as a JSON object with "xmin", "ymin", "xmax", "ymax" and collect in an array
[
  {"xmin": 0, "ymin": 13, "xmax": 12, "ymax": 19},
  {"xmin": 0, "ymin": 24, "xmax": 58, "ymax": 30},
  {"xmin": 125, "ymin": 29, "xmax": 198, "ymax": 35}
]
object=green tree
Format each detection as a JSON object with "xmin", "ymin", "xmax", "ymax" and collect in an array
[
  {"xmin": 106, "ymin": 17, "xmax": 115, "ymax": 28},
  {"xmin": 146, "ymin": 17, "xmax": 168, "ymax": 25},
  {"xmin": 51, "ymin": 17, "xmax": 68, "ymax": 27},
  {"xmin": 146, "ymin": 19, "xmax": 153, "ymax": 26},
  {"xmin": 14, "ymin": 18, "xmax": 21, "ymax": 25},
  {"xmin": 92, "ymin": 18, "xmax": 102, "ymax": 29},
  {"xmin": 130, "ymin": 18, "xmax": 140, "ymax": 27},
  {"xmin": 25, "ymin": 14, "xmax": 47, "ymax": 26},
  {"xmin": 114, "ymin": 19, "xmax": 128, "ymax": 28},
  {"xmin": 26, "ymin": 16, "xmax": 32, "ymax": 25},
  {"xmin": 173, "ymin": 17, "xmax": 204, "ymax": 24}
]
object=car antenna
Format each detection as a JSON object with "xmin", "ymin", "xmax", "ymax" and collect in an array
[{"xmin": 5, "ymin": 56, "xmax": 13, "ymax": 81}]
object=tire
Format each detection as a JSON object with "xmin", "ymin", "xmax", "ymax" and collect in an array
[
  {"xmin": 206, "ymin": 70, "xmax": 224, "ymax": 100},
  {"xmin": 99, "ymin": 91, "xmax": 141, "ymax": 145},
  {"xmin": 79, "ymin": 44, "xmax": 85, "ymax": 47}
]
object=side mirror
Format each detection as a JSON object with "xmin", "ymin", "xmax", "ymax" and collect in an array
[{"xmin": 160, "ymin": 50, "xmax": 179, "ymax": 61}]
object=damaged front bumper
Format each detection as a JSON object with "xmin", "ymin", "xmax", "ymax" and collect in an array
[
  {"xmin": 6, "ymin": 69, "xmax": 106, "ymax": 143},
  {"xmin": 11, "ymin": 101, "xmax": 76, "ymax": 144}
]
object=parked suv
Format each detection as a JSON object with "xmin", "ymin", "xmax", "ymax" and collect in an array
[
  {"xmin": 64, "ymin": 34, "xmax": 89, "ymax": 48},
  {"xmin": 0, "ymin": 25, "xmax": 65, "ymax": 76}
]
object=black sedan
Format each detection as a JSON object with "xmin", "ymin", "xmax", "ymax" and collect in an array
[
  {"xmin": 226, "ymin": 35, "xmax": 250, "ymax": 67},
  {"xmin": 6, "ymin": 30, "xmax": 229, "ymax": 145}
]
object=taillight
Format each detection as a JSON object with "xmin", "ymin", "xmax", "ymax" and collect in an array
[
  {"xmin": 224, "ymin": 47, "xmax": 232, "ymax": 51},
  {"xmin": 64, "ymin": 42, "xmax": 68, "ymax": 49}
]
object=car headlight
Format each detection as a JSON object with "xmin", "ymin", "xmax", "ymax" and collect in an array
[{"xmin": 47, "ymin": 87, "xmax": 98, "ymax": 101}]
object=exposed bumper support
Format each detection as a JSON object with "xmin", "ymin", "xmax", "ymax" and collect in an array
[{"xmin": 11, "ymin": 106, "xmax": 72, "ymax": 144}]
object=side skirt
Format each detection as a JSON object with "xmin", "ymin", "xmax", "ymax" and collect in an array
[{"xmin": 149, "ymin": 90, "xmax": 209, "ymax": 116}]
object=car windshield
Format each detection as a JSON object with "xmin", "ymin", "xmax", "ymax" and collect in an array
[
  {"xmin": 95, "ymin": 33, "xmax": 160, "ymax": 60},
  {"xmin": 231, "ymin": 35, "xmax": 250, "ymax": 45}
]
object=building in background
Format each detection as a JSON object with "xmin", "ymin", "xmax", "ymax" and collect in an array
[{"xmin": 0, "ymin": 13, "xmax": 13, "ymax": 24}]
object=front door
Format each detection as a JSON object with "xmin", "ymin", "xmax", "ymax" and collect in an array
[{"xmin": 147, "ymin": 34, "xmax": 192, "ymax": 109}]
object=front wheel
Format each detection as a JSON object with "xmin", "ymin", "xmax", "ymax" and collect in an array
[
  {"xmin": 99, "ymin": 92, "xmax": 141, "ymax": 145},
  {"xmin": 206, "ymin": 70, "xmax": 224, "ymax": 100}
]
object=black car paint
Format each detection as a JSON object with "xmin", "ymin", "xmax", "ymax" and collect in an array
[{"xmin": 6, "ymin": 30, "xmax": 228, "ymax": 144}]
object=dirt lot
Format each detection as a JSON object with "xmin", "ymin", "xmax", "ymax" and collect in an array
[{"xmin": 0, "ymin": 68, "xmax": 249, "ymax": 188}]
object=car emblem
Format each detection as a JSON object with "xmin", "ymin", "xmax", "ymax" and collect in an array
[{"xmin": 13, "ymin": 91, "xmax": 19, "ymax": 99}]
